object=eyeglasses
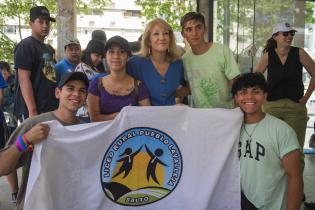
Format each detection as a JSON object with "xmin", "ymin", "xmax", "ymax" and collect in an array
[{"xmin": 279, "ymin": 31, "xmax": 295, "ymax": 37}]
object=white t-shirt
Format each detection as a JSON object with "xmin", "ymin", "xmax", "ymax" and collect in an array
[{"xmin": 240, "ymin": 114, "xmax": 300, "ymax": 210}]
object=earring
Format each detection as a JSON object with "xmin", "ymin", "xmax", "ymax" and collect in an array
[
  {"xmin": 149, "ymin": 47, "xmax": 151, "ymax": 55},
  {"xmin": 167, "ymin": 48, "xmax": 170, "ymax": 53}
]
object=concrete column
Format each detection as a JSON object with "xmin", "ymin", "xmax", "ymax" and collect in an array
[
  {"xmin": 293, "ymin": 0, "xmax": 305, "ymax": 48},
  {"xmin": 57, "ymin": 0, "xmax": 76, "ymax": 60},
  {"xmin": 198, "ymin": 0, "xmax": 210, "ymax": 42}
]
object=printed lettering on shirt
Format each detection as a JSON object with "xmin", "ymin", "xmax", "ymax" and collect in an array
[{"xmin": 239, "ymin": 139, "xmax": 265, "ymax": 161}]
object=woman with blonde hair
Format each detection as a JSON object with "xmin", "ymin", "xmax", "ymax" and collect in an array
[{"xmin": 127, "ymin": 18, "xmax": 189, "ymax": 106}]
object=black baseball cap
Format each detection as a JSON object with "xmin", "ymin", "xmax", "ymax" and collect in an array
[
  {"xmin": 92, "ymin": 30, "xmax": 107, "ymax": 44},
  {"xmin": 105, "ymin": 36, "xmax": 132, "ymax": 56},
  {"xmin": 58, "ymin": 72, "xmax": 89, "ymax": 89},
  {"xmin": 85, "ymin": 40, "xmax": 105, "ymax": 55},
  {"xmin": 30, "ymin": 6, "xmax": 56, "ymax": 22}
]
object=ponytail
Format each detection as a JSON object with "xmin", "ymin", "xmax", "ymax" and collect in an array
[{"xmin": 263, "ymin": 37, "xmax": 277, "ymax": 53}]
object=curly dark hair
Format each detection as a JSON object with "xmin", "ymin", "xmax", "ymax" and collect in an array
[{"xmin": 231, "ymin": 72, "xmax": 268, "ymax": 96}]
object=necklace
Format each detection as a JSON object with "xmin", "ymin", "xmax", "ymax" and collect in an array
[
  {"xmin": 103, "ymin": 76, "xmax": 134, "ymax": 96},
  {"xmin": 242, "ymin": 122, "xmax": 260, "ymax": 141}
]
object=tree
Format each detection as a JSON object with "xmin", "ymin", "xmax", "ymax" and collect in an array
[
  {"xmin": 306, "ymin": 1, "xmax": 315, "ymax": 25},
  {"xmin": 215, "ymin": 0, "xmax": 297, "ymax": 47},
  {"xmin": 0, "ymin": 0, "xmax": 111, "ymax": 63},
  {"xmin": 134, "ymin": 0, "xmax": 196, "ymax": 31},
  {"xmin": 215, "ymin": 0, "xmax": 315, "ymax": 54},
  {"xmin": 214, "ymin": 0, "xmax": 315, "ymax": 73},
  {"xmin": 0, "ymin": 33, "xmax": 15, "ymax": 62}
]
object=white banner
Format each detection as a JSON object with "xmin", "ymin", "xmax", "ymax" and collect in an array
[{"xmin": 24, "ymin": 106, "xmax": 243, "ymax": 210}]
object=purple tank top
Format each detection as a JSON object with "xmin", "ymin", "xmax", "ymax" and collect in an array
[{"xmin": 88, "ymin": 77, "xmax": 149, "ymax": 114}]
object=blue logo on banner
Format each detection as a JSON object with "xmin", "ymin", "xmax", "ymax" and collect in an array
[{"xmin": 100, "ymin": 127, "xmax": 183, "ymax": 206}]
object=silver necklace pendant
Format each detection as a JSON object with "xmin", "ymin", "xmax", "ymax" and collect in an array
[{"xmin": 243, "ymin": 122, "xmax": 260, "ymax": 142}]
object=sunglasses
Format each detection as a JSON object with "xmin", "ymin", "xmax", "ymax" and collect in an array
[{"xmin": 279, "ymin": 31, "xmax": 295, "ymax": 37}]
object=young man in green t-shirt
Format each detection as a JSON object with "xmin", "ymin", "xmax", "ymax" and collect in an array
[
  {"xmin": 232, "ymin": 72, "xmax": 302, "ymax": 210},
  {"xmin": 180, "ymin": 12, "xmax": 240, "ymax": 108}
]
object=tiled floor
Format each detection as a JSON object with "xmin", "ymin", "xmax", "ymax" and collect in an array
[{"xmin": 0, "ymin": 175, "xmax": 16, "ymax": 210}]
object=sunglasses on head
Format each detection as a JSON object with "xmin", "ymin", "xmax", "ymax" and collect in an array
[{"xmin": 279, "ymin": 31, "xmax": 295, "ymax": 37}]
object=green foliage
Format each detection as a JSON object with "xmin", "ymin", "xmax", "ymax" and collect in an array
[
  {"xmin": 0, "ymin": 33, "xmax": 15, "ymax": 62},
  {"xmin": 306, "ymin": 2, "xmax": 315, "ymax": 25},
  {"xmin": 135, "ymin": 0, "xmax": 196, "ymax": 31},
  {"xmin": 0, "ymin": 0, "xmax": 111, "ymax": 63},
  {"xmin": 215, "ymin": 0, "xmax": 315, "ymax": 73},
  {"xmin": 0, "ymin": 0, "xmax": 56, "ymax": 62},
  {"xmin": 215, "ymin": 0, "xmax": 312, "ymax": 51},
  {"xmin": 77, "ymin": 0, "xmax": 111, "ymax": 14},
  {"xmin": 216, "ymin": 0, "xmax": 315, "ymax": 45}
]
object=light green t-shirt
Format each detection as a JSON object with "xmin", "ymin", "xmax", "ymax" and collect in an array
[
  {"xmin": 182, "ymin": 43, "xmax": 240, "ymax": 108},
  {"xmin": 240, "ymin": 114, "xmax": 300, "ymax": 210}
]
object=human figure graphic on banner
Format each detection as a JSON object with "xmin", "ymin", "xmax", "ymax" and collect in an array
[
  {"xmin": 113, "ymin": 146, "xmax": 143, "ymax": 178},
  {"xmin": 145, "ymin": 145, "xmax": 168, "ymax": 184}
]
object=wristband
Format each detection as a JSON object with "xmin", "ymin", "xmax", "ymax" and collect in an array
[
  {"xmin": 15, "ymin": 134, "xmax": 33, "ymax": 153},
  {"xmin": 22, "ymin": 134, "xmax": 33, "ymax": 152}
]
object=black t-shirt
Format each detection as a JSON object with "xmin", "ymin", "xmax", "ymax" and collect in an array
[{"xmin": 14, "ymin": 36, "xmax": 58, "ymax": 117}]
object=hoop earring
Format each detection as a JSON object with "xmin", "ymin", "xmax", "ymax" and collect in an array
[{"xmin": 167, "ymin": 48, "xmax": 170, "ymax": 53}]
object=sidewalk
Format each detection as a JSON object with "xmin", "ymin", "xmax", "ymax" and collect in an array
[
  {"xmin": 0, "ymin": 169, "xmax": 21, "ymax": 210},
  {"xmin": 0, "ymin": 176, "xmax": 15, "ymax": 210}
]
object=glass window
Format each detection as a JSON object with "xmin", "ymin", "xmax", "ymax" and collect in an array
[{"xmin": 213, "ymin": 0, "xmax": 315, "ymax": 148}]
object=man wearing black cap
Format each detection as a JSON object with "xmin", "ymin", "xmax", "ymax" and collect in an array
[
  {"xmin": 14, "ymin": 6, "xmax": 58, "ymax": 122},
  {"xmin": 0, "ymin": 72, "xmax": 89, "ymax": 210}
]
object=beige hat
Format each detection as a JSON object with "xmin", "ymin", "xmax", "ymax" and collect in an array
[{"xmin": 64, "ymin": 38, "xmax": 80, "ymax": 48}]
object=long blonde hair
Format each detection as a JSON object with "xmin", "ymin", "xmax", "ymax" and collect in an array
[{"xmin": 138, "ymin": 18, "xmax": 181, "ymax": 62}]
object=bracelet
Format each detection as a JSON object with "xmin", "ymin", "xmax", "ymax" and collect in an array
[
  {"xmin": 22, "ymin": 134, "xmax": 33, "ymax": 152},
  {"xmin": 15, "ymin": 134, "xmax": 33, "ymax": 153}
]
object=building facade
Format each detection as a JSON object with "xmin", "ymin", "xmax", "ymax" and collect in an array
[{"xmin": 2, "ymin": 0, "xmax": 144, "ymax": 51}]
